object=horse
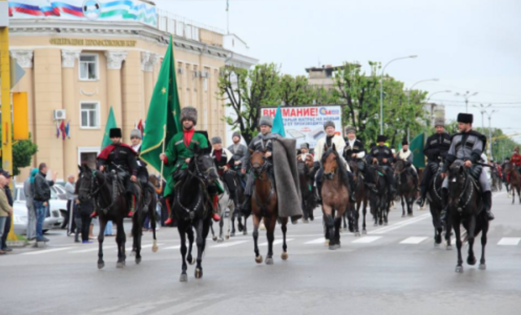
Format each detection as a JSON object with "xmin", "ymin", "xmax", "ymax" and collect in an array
[
  {"xmin": 210, "ymin": 177, "xmax": 235, "ymax": 242},
  {"xmin": 250, "ymin": 150, "xmax": 289, "ymax": 264},
  {"xmin": 230, "ymin": 169, "xmax": 249, "ymax": 237},
  {"xmin": 393, "ymin": 159, "xmax": 418, "ymax": 217},
  {"xmin": 367, "ymin": 163, "xmax": 390, "ymax": 226},
  {"xmin": 321, "ymin": 144, "xmax": 350, "ymax": 250},
  {"xmin": 172, "ymin": 150, "xmax": 219, "ymax": 282},
  {"xmin": 447, "ymin": 160, "xmax": 489, "ymax": 273},
  {"xmin": 490, "ymin": 166, "xmax": 502, "ymax": 192},
  {"xmin": 425, "ymin": 162, "xmax": 452, "ymax": 248},
  {"xmin": 504, "ymin": 162, "xmax": 521, "ymax": 204},
  {"xmin": 297, "ymin": 154, "xmax": 317, "ymax": 223},
  {"xmin": 347, "ymin": 159, "xmax": 369, "ymax": 235},
  {"xmin": 77, "ymin": 165, "xmax": 146, "ymax": 269}
]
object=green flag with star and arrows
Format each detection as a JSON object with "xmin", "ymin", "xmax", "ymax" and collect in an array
[
  {"xmin": 101, "ymin": 106, "xmax": 117, "ymax": 150},
  {"xmin": 140, "ymin": 36, "xmax": 182, "ymax": 179}
]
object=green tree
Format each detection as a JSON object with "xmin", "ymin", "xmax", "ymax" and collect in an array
[
  {"xmin": 218, "ymin": 63, "xmax": 280, "ymax": 144},
  {"xmin": 0, "ymin": 132, "xmax": 38, "ymax": 176},
  {"xmin": 279, "ymin": 74, "xmax": 312, "ymax": 106}
]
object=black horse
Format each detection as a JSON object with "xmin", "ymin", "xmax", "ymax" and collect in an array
[
  {"xmin": 172, "ymin": 151, "xmax": 219, "ymax": 282},
  {"xmin": 297, "ymin": 154, "xmax": 317, "ymax": 223},
  {"xmin": 230, "ymin": 169, "xmax": 249, "ymax": 236},
  {"xmin": 425, "ymin": 162, "xmax": 452, "ymax": 248},
  {"xmin": 368, "ymin": 163, "xmax": 390, "ymax": 226},
  {"xmin": 77, "ymin": 165, "xmax": 146, "ymax": 269},
  {"xmin": 347, "ymin": 159, "xmax": 369, "ymax": 235},
  {"xmin": 447, "ymin": 160, "xmax": 489, "ymax": 273},
  {"xmin": 393, "ymin": 159, "xmax": 418, "ymax": 217}
]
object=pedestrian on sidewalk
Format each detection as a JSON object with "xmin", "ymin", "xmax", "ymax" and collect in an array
[
  {"xmin": 78, "ymin": 198, "xmax": 94, "ymax": 244},
  {"xmin": 1, "ymin": 171, "xmax": 14, "ymax": 253},
  {"xmin": 24, "ymin": 168, "xmax": 38, "ymax": 240},
  {"xmin": 105, "ymin": 220, "xmax": 113, "ymax": 236},
  {"xmin": 64, "ymin": 174, "xmax": 78, "ymax": 236},
  {"xmin": 33, "ymin": 163, "xmax": 57, "ymax": 243},
  {"xmin": 0, "ymin": 175, "xmax": 13, "ymax": 255}
]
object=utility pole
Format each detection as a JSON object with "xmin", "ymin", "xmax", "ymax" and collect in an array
[
  {"xmin": 0, "ymin": 0, "xmax": 12, "ymax": 177},
  {"xmin": 485, "ymin": 108, "xmax": 497, "ymax": 161},
  {"xmin": 456, "ymin": 91, "xmax": 478, "ymax": 112}
]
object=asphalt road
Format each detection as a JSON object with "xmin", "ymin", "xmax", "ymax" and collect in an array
[{"xmin": 2, "ymin": 191, "xmax": 520, "ymax": 315}]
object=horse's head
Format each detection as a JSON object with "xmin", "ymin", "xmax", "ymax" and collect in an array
[
  {"xmin": 193, "ymin": 152, "xmax": 218, "ymax": 181},
  {"xmin": 394, "ymin": 159, "xmax": 406, "ymax": 174},
  {"xmin": 322, "ymin": 145, "xmax": 339, "ymax": 180},
  {"xmin": 77, "ymin": 164, "xmax": 96, "ymax": 202},
  {"xmin": 251, "ymin": 149, "xmax": 267, "ymax": 177},
  {"xmin": 448, "ymin": 160, "xmax": 468, "ymax": 197}
]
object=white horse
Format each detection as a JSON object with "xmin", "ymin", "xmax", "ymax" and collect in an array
[{"xmin": 210, "ymin": 178, "xmax": 236, "ymax": 242}]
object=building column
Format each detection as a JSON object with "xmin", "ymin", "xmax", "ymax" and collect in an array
[
  {"xmin": 105, "ymin": 51, "xmax": 127, "ymax": 132},
  {"xmin": 141, "ymin": 52, "xmax": 158, "ymax": 117},
  {"xmin": 61, "ymin": 50, "xmax": 80, "ymax": 178}
]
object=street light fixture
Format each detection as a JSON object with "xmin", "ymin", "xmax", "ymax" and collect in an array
[
  {"xmin": 426, "ymin": 90, "xmax": 451, "ymax": 101},
  {"xmin": 472, "ymin": 103, "xmax": 491, "ymax": 132},
  {"xmin": 455, "ymin": 91, "xmax": 479, "ymax": 112},
  {"xmin": 485, "ymin": 107, "xmax": 497, "ymax": 160},
  {"xmin": 379, "ymin": 55, "xmax": 417, "ymax": 134}
]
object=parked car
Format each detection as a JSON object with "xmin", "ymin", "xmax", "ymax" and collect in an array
[
  {"xmin": 14, "ymin": 184, "xmax": 64, "ymax": 229},
  {"xmin": 13, "ymin": 202, "xmax": 59, "ymax": 235}
]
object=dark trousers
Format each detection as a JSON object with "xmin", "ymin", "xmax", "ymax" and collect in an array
[
  {"xmin": 222, "ymin": 172, "xmax": 237, "ymax": 198},
  {"xmin": 421, "ymin": 163, "xmax": 434, "ymax": 188},
  {"xmin": 1, "ymin": 215, "xmax": 10, "ymax": 249},
  {"xmin": 80, "ymin": 213, "xmax": 91, "ymax": 242}
]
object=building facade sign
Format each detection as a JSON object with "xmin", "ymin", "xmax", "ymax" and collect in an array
[
  {"xmin": 9, "ymin": 0, "xmax": 157, "ymax": 27},
  {"xmin": 50, "ymin": 38, "xmax": 137, "ymax": 47}
]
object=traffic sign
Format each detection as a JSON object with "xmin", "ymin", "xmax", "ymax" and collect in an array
[{"xmin": 10, "ymin": 56, "xmax": 25, "ymax": 89}]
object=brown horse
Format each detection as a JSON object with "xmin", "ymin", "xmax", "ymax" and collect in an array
[
  {"xmin": 504, "ymin": 162, "xmax": 521, "ymax": 204},
  {"xmin": 393, "ymin": 159, "xmax": 418, "ymax": 217},
  {"xmin": 321, "ymin": 145, "xmax": 350, "ymax": 250},
  {"xmin": 250, "ymin": 150, "xmax": 289, "ymax": 265},
  {"xmin": 347, "ymin": 159, "xmax": 368, "ymax": 236},
  {"xmin": 297, "ymin": 154, "xmax": 317, "ymax": 223}
]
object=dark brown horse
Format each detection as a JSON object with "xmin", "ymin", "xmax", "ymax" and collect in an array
[
  {"xmin": 297, "ymin": 154, "xmax": 317, "ymax": 223},
  {"xmin": 504, "ymin": 162, "xmax": 521, "ymax": 204},
  {"xmin": 347, "ymin": 159, "xmax": 368, "ymax": 236},
  {"xmin": 321, "ymin": 145, "xmax": 350, "ymax": 250},
  {"xmin": 447, "ymin": 160, "xmax": 489, "ymax": 273},
  {"xmin": 393, "ymin": 159, "xmax": 418, "ymax": 217},
  {"xmin": 250, "ymin": 150, "xmax": 289, "ymax": 264}
]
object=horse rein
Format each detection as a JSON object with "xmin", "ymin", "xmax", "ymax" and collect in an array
[{"xmin": 451, "ymin": 169, "xmax": 474, "ymax": 213}]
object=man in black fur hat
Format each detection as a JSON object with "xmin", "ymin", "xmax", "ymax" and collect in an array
[{"xmin": 366, "ymin": 135, "xmax": 395, "ymax": 194}]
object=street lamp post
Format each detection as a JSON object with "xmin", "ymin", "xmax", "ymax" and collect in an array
[
  {"xmin": 473, "ymin": 103, "xmax": 491, "ymax": 133},
  {"xmin": 455, "ymin": 91, "xmax": 479, "ymax": 112},
  {"xmin": 379, "ymin": 55, "xmax": 417, "ymax": 135},
  {"xmin": 485, "ymin": 108, "xmax": 497, "ymax": 160},
  {"xmin": 406, "ymin": 78, "xmax": 439, "ymax": 141}
]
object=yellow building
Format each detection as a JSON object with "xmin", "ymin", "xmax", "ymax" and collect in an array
[{"xmin": 8, "ymin": 0, "xmax": 257, "ymax": 181}]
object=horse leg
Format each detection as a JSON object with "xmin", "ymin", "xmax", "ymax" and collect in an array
[
  {"xmin": 479, "ymin": 221, "xmax": 488, "ymax": 270},
  {"xmin": 151, "ymin": 204, "xmax": 158, "ymax": 253},
  {"xmin": 178, "ymin": 225, "xmax": 188, "ymax": 282},
  {"xmin": 230, "ymin": 214, "xmax": 236, "ymax": 237},
  {"xmin": 445, "ymin": 214, "xmax": 453, "ymax": 250},
  {"xmin": 243, "ymin": 215, "xmax": 248, "ymax": 235},
  {"xmin": 186, "ymin": 225, "xmax": 195, "ymax": 266},
  {"xmin": 454, "ymin": 219, "xmax": 464, "ymax": 273},
  {"xmin": 97, "ymin": 218, "xmax": 107, "ymax": 269},
  {"xmin": 116, "ymin": 218, "xmax": 126, "ymax": 268},
  {"xmin": 354, "ymin": 201, "xmax": 361, "ymax": 237},
  {"xmin": 512, "ymin": 187, "xmax": 515, "ymax": 204},
  {"xmin": 466, "ymin": 216, "xmax": 477, "ymax": 266},
  {"xmin": 362, "ymin": 198, "xmax": 367, "ymax": 234},
  {"xmin": 431, "ymin": 207, "xmax": 442, "ymax": 246},
  {"xmin": 194, "ymin": 219, "xmax": 206, "ymax": 279},
  {"xmin": 210, "ymin": 222, "xmax": 217, "ymax": 242},
  {"xmin": 326, "ymin": 211, "xmax": 336, "ymax": 250},
  {"xmin": 401, "ymin": 195, "xmax": 406, "ymax": 217},
  {"xmin": 218, "ymin": 213, "xmax": 224, "ymax": 242},
  {"xmin": 265, "ymin": 215, "xmax": 277, "ymax": 265},
  {"xmin": 334, "ymin": 213, "xmax": 342, "ymax": 249},
  {"xmin": 407, "ymin": 195, "xmax": 414, "ymax": 217},
  {"xmin": 252, "ymin": 214, "xmax": 262, "ymax": 263},
  {"xmin": 281, "ymin": 217, "xmax": 289, "ymax": 260},
  {"xmin": 133, "ymin": 213, "xmax": 142, "ymax": 264}
]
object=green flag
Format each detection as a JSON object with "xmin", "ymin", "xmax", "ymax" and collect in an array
[
  {"xmin": 140, "ymin": 36, "xmax": 182, "ymax": 179},
  {"xmin": 272, "ymin": 106, "xmax": 286, "ymax": 137},
  {"xmin": 101, "ymin": 106, "xmax": 117, "ymax": 150},
  {"xmin": 410, "ymin": 133, "xmax": 426, "ymax": 168}
]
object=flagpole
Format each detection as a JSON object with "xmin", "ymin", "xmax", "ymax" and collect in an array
[{"xmin": 159, "ymin": 124, "xmax": 166, "ymax": 189}]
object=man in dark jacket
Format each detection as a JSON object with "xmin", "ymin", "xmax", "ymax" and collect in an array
[
  {"xmin": 366, "ymin": 135, "xmax": 395, "ymax": 194},
  {"xmin": 0, "ymin": 171, "xmax": 13, "ymax": 252},
  {"xmin": 417, "ymin": 118, "xmax": 451, "ymax": 206},
  {"xmin": 33, "ymin": 163, "xmax": 57, "ymax": 242}
]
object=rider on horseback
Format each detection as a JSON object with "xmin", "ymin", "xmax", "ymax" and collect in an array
[
  {"xmin": 314, "ymin": 121, "xmax": 356, "ymax": 203},
  {"xmin": 241, "ymin": 116, "xmax": 281, "ymax": 216},
  {"xmin": 366, "ymin": 135, "xmax": 396, "ymax": 194},
  {"xmin": 343, "ymin": 126, "xmax": 376, "ymax": 192},
  {"xmin": 510, "ymin": 147, "xmax": 521, "ymax": 173},
  {"xmin": 211, "ymin": 136, "xmax": 239, "ymax": 210},
  {"xmin": 441, "ymin": 113, "xmax": 494, "ymax": 221},
  {"xmin": 396, "ymin": 138, "xmax": 419, "ymax": 187},
  {"xmin": 228, "ymin": 131, "xmax": 248, "ymax": 185},
  {"xmin": 130, "ymin": 129, "xmax": 153, "ymax": 207},
  {"xmin": 417, "ymin": 118, "xmax": 451, "ymax": 206},
  {"xmin": 97, "ymin": 128, "xmax": 139, "ymax": 217},
  {"xmin": 159, "ymin": 106, "xmax": 221, "ymax": 223}
]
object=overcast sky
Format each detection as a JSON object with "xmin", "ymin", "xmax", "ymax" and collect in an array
[{"xmin": 154, "ymin": 0, "xmax": 521, "ymax": 145}]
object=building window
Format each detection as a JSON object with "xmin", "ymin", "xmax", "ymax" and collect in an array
[
  {"xmin": 80, "ymin": 102, "xmax": 100, "ymax": 128},
  {"xmin": 79, "ymin": 54, "xmax": 98, "ymax": 81}
]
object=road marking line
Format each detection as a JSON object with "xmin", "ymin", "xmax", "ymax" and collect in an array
[
  {"xmin": 400, "ymin": 236, "xmax": 428, "ymax": 244},
  {"xmin": 352, "ymin": 236, "xmax": 381, "ymax": 244},
  {"xmin": 69, "ymin": 246, "xmax": 115, "ymax": 254},
  {"xmin": 259, "ymin": 239, "xmax": 294, "ymax": 246},
  {"xmin": 212, "ymin": 240, "xmax": 248, "ymax": 248},
  {"xmin": 498, "ymin": 237, "xmax": 521, "ymax": 246},
  {"xmin": 165, "ymin": 245, "xmax": 181, "ymax": 250},
  {"xmin": 304, "ymin": 238, "xmax": 326, "ymax": 245},
  {"xmin": 21, "ymin": 247, "xmax": 74, "ymax": 255},
  {"xmin": 369, "ymin": 214, "xmax": 430, "ymax": 235}
]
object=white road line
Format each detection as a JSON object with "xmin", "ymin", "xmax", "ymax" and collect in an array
[
  {"xmin": 304, "ymin": 238, "xmax": 326, "ymax": 245},
  {"xmin": 21, "ymin": 247, "xmax": 74, "ymax": 255},
  {"xmin": 498, "ymin": 237, "xmax": 521, "ymax": 246},
  {"xmin": 400, "ymin": 236, "xmax": 428, "ymax": 244},
  {"xmin": 164, "ymin": 245, "xmax": 181, "ymax": 250},
  {"xmin": 352, "ymin": 236, "xmax": 381, "ymax": 244},
  {"xmin": 212, "ymin": 240, "xmax": 248, "ymax": 248},
  {"xmin": 369, "ymin": 214, "xmax": 430, "ymax": 235},
  {"xmin": 69, "ymin": 246, "xmax": 115, "ymax": 254},
  {"xmin": 259, "ymin": 239, "xmax": 294, "ymax": 246}
]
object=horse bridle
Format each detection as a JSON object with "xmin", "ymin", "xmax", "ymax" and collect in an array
[
  {"xmin": 251, "ymin": 152, "xmax": 274, "ymax": 215},
  {"xmin": 450, "ymin": 167, "xmax": 474, "ymax": 212},
  {"xmin": 79, "ymin": 171, "xmax": 116, "ymax": 213},
  {"xmin": 322, "ymin": 151, "xmax": 339, "ymax": 180}
]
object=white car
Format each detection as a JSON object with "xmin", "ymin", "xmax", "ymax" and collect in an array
[
  {"xmin": 14, "ymin": 184, "xmax": 65, "ymax": 230},
  {"xmin": 13, "ymin": 202, "xmax": 59, "ymax": 235}
]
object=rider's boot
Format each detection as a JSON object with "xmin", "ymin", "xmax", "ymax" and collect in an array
[
  {"xmin": 416, "ymin": 185, "xmax": 427, "ymax": 207},
  {"xmin": 349, "ymin": 174, "xmax": 356, "ymax": 203},
  {"xmin": 440, "ymin": 188, "xmax": 449, "ymax": 223},
  {"xmin": 241, "ymin": 197, "xmax": 252, "ymax": 217},
  {"xmin": 212, "ymin": 195, "xmax": 221, "ymax": 222},
  {"xmin": 483, "ymin": 191, "xmax": 495, "ymax": 221},
  {"xmin": 164, "ymin": 197, "xmax": 173, "ymax": 225}
]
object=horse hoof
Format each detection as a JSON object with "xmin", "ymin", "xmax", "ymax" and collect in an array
[
  {"xmin": 116, "ymin": 262, "xmax": 125, "ymax": 269},
  {"xmin": 217, "ymin": 238, "xmax": 224, "ymax": 243},
  {"xmin": 325, "ymin": 240, "xmax": 330, "ymax": 247},
  {"xmin": 225, "ymin": 235, "xmax": 230, "ymax": 240},
  {"xmin": 188, "ymin": 256, "xmax": 196, "ymax": 265},
  {"xmin": 97, "ymin": 262, "xmax": 105, "ymax": 270},
  {"xmin": 362, "ymin": 230, "xmax": 367, "ymax": 235},
  {"xmin": 281, "ymin": 252, "xmax": 289, "ymax": 260},
  {"xmin": 408, "ymin": 213, "xmax": 413, "ymax": 217},
  {"xmin": 265, "ymin": 257, "xmax": 274, "ymax": 265},
  {"xmin": 195, "ymin": 268, "xmax": 203, "ymax": 279},
  {"xmin": 479, "ymin": 264, "xmax": 487, "ymax": 270},
  {"xmin": 179, "ymin": 273, "xmax": 188, "ymax": 282},
  {"xmin": 455, "ymin": 266, "xmax": 463, "ymax": 273},
  {"xmin": 212, "ymin": 236, "xmax": 218, "ymax": 242},
  {"xmin": 446, "ymin": 245, "xmax": 453, "ymax": 251},
  {"xmin": 135, "ymin": 257, "xmax": 141, "ymax": 265},
  {"xmin": 152, "ymin": 245, "xmax": 158, "ymax": 253},
  {"xmin": 255, "ymin": 255, "xmax": 263, "ymax": 264},
  {"xmin": 467, "ymin": 257, "xmax": 477, "ymax": 266}
]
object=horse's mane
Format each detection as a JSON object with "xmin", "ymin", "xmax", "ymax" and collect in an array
[{"xmin": 322, "ymin": 148, "xmax": 349, "ymax": 185}]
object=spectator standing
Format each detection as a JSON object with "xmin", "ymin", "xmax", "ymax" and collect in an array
[
  {"xmin": 78, "ymin": 198, "xmax": 94, "ymax": 244},
  {"xmin": 64, "ymin": 175, "xmax": 77, "ymax": 236},
  {"xmin": 0, "ymin": 175, "xmax": 12, "ymax": 255},
  {"xmin": 33, "ymin": 163, "xmax": 57, "ymax": 242},
  {"xmin": 1, "ymin": 171, "xmax": 14, "ymax": 252},
  {"xmin": 24, "ymin": 169, "xmax": 38, "ymax": 240}
]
